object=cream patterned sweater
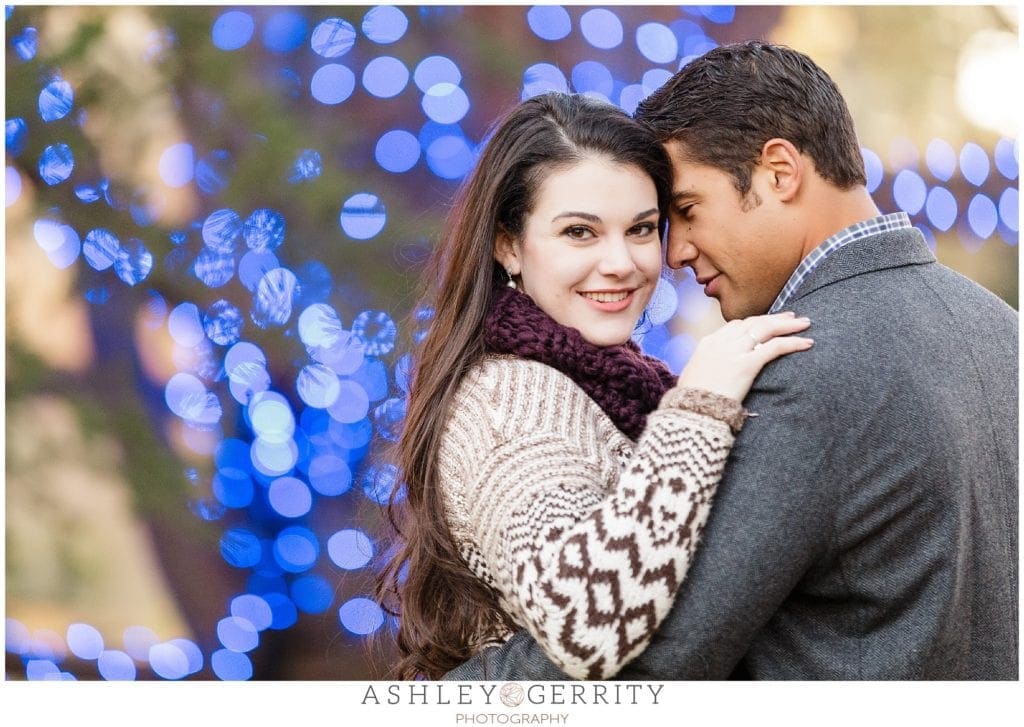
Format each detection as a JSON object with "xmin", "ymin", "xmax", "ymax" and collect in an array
[{"xmin": 438, "ymin": 355, "xmax": 744, "ymax": 679}]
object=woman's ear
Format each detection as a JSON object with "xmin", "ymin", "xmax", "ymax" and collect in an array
[
  {"xmin": 494, "ymin": 229, "xmax": 520, "ymax": 275},
  {"xmin": 759, "ymin": 138, "xmax": 803, "ymax": 202}
]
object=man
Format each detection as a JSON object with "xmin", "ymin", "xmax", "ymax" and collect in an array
[{"xmin": 446, "ymin": 41, "xmax": 1018, "ymax": 680}]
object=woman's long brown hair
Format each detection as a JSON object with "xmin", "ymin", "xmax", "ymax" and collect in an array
[{"xmin": 375, "ymin": 93, "xmax": 673, "ymax": 680}]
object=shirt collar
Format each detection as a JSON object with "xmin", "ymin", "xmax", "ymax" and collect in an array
[{"xmin": 768, "ymin": 212, "xmax": 913, "ymax": 313}]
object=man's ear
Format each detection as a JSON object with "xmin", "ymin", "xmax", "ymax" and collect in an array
[
  {"xmin": 494, "ymin": 229, "xmax": 521, "ymax": 274},
  {"xmin": 759, "ymin": 138, "xmax": 803, "ymax": 202}
]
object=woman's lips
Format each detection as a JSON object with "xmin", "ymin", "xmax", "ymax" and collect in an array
[{"xmin": 578, "ymin": 289, "xmax": 634, "ymax": 313}]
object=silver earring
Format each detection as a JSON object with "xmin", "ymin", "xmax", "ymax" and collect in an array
[{"xmin": 505, "ymin": 270, "xmax": 517, "ymax": 289}]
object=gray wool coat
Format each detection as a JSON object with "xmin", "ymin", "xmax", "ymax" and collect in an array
[{"xmin": 444, "ymin": 227, "xmax": 1019, "ymax": 680}]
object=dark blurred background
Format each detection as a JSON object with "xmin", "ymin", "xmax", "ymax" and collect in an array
[{"xmin": 5, "ymin": 5, "xmax": 1018, "ymax": 680}]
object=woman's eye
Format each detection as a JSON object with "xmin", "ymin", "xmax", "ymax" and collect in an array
[
  {"xmin": 564, "ymin": 225, "xmax": 593, "ymax": 240},
  {"xmin": 630, "ymin": 222, "xmax": 657, "ymax": 236}
]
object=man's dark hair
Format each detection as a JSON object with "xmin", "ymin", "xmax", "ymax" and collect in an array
[{"xmin": 636, "ymin": 40, "xmax": 867, "ymax": 195}]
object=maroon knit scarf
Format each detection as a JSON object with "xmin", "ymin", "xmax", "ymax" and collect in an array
[{"xmin": 482, "ymin": 285, "xmax": 676, "ymax": 440}]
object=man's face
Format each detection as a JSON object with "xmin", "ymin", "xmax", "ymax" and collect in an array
[{"xmin": 663, "ymin": 141, "xmax": 804, "ymax": 321}]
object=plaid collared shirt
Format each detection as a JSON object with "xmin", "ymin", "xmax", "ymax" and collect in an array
[{"xmin": 768, "ymin": 212, "xmax": 913, "ymax": 313}]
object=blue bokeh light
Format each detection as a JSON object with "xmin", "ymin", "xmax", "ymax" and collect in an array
[
  {"xmin": 311, "ymin": 64, "xmax": 356, "ymax": 105},
  {"xmin": 252, "ymin": 267, "xmax": 299, "ymax": 328},
  {"xmin": 580, "ymin": 8, "xmax": 623, "ymax": 49},
  {"xmin": 422, "ymin": 82, "xmax": 470, "ymax": 124},
  {"xmin": 231, "ymin": 594, "xmax": 273, "ymax": 631},
  {"xmin": 149, "ymin": 642, "xmax": 190, "ymax": 680},
  {"xmin": 636, "ymin": 22, "xmax": 678, "ymax": 64},
  {"xmin": 291, "ymin": 574, "xmax": 334, "ymax": 614},
  {"xmin": 202, "ymin": 208, "xmax": 242, "ymax": 254},
  {"xmin": 114, "ymin": 238, "xmax": 153, "ymax": 286},
  {"xmin": 123, "ymin": 625, "xmax": 158, "ymax": 662},
  {"xmin": 925, "ymin": 138, "xmax": 956, "ymax": 181},
  {"xmin": 268, "ymin": 476, "xmax": 313, "ymax": 518},
  {"xmin": 641, "ymin": 68, "xmax": 672, "ymax": 95},
  {"xmin": 238, "ymin": 249, "xmax": 280, "ymax": 291},
  {"xmin": 193, "ymin": 249, "xmax": 235, "ymax": 288},
  {"xmin": 6, "ymin": 117, "xmax": 28, "ymax": 156},
  {"xmin": 243, "ymin": 208, "xmax": 286, "ymax": 251},
  {"xmin": 211, "ymin": 648, "xmax": 253, "ymax": 680},
  {"xmin": 327, "ymin": 380, "xmax": 370, "ymax": 423},
  {"xmin": 999, "ymin": 187, "xmax": 1018, "ymax": 233},
  {"xmin": 861, "ymin": 147, "xmax": 884, "ymax": 194},
  {"xmin": 83, "ymin": 228, "xmax": 121, "ymax": 271},
  {"xmin": 571, "ymin": 60, "xmax": 614, "ymax": 98},
  {"xmin": 220, "ymin": 528, "xmax": 263, "ymax": 569},
  {"xmin": 195, "ymin": 149, "xmax": 233, "ymax": 194},
  {"xmin": 339, "ymin": 597, "xmax": 385, "ymax": 635},
  {"xmin": 308, "ymin": 453, "xmax": 353, "ymax": 496},
  {"xmin": 298, "ymin": 303, "xmax": 345, "ymax": 348},
  {"xmin": 203, "ymin": 299, "xmax": 244, "ymax": 346},
  {"xmin": 892, "ymin": 169, "xmax": 927, "ymax": 214},
  {"xmin": 311, "ymin": 17, "xmax": 356, "ymax": 58},
  {"xmin": 262, "ymin": 10, "xmax": 308, "ymax": 53},
  {"xmin": 340, "ymin": 193, "xmax": 387, "ymax": 240},
  {"xmin": 97, "ymin": 650, "xmax": 136, "ymax": 681},
  {"xmin": 168, "ymin": 302, "xmax": 205, "ymax": 346},
  {"xmin": 167, "ymin": 639, "xmax": 203, "ymax": 675},
  {"xmin": 994, "ymin": 137, "xmax": 1018, "ymax": 180},
  {"xmin": 6, "ymin": 619, "xmax": 31, "ymax": 655},
  {"xmin": 211, "ymin": 10, "xmax": 254, "ymax": 51},
  {"xmin": 5, "ymin": 168, "xmax": 20, "ymax": 207},
  {"xmin": 959, "ymin": 142, "xmax": 990, "ymax": 186},
  {"xmin": 414, "ymin": 55, "xmax": 462, "ymax": 93},
  {"xmin": 527, "ymin": 5, "xmax": 571, "ymax": 41},
  {"xmin": 362, "ymin": 5, "xmax": 408, "ymax": 45},
  {"xmin": 159, "ymin": 142, "xmax": 195, "ymax": 187},
  {"xmin": 328, "ymin": 528, "xmax": 374, "ymax": 570},
  {"xmin": 352, "ymin": 309, "xmax": 397, "ymax": 356},
  {"xmin": 249, "ymin": 391, "xmax": 296, "ymax": 443},
  {"xmin": 361, "ymin": 463, "xmax": 400, "ymax": 505},
  {"xmin": 66, "ymin": 623, "xmax": 104, "ymax": 660},
  {"xmin": 213, "ymin": 469, "xmax": 254, "ymax": 508},
  {"xmin": 217, "ymin": 616, "xmax": 259, "ymax": 652},
  {"xmin": 289, "ymin": 148, "xmax": 322, "ymax": 183},
  {"xmin": 273, "ymin": 526, "xmax": 320, "ymax": 573},
  {"xmin": 39, "ymin": 79, "xmax": 74, "ymax": 122},
  {"xmin": 13, "ymin": 26, "xmax": 38, "ymax": 61},
  {"xmin": 375, "ymin": 129, "xmax": 420, "ymax": 173},
  {"xmin": 297, "ymin": 363, "xmax": 341, "ymax": 408},
  {"xmin": 426, "ymin": 133, "xmax": 475, "ymax": 180},
  {"xmin": 967, "ymin": 194, "xmax": 998, "ymax": 239},
  {"xmin": 618, "ymin": 84, "xmax": 646, "ymax": 115},
  {"xmin": 39, "ymin": 142, "xmax": 74, "ymax": 185},
  {"xmin": 363, "ymin": 56, "xmax": 410, "ymax": 98},
  {"xmin": 924, "ymin": 186, "xmax": 957, "ymax": 231},
  {"xmin": 263, "ymin": 593, "xmax": 299, "ymax": 630},
  {"xmin": 522, "ymin": 62, "xmax": 569, "ymax": 99}
]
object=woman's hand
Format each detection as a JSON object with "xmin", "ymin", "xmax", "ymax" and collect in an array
[{"xmin": 676, "ymin": 312, "xmax": 813, "ymax": 402}]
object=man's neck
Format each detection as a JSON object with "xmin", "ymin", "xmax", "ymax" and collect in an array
[{"xmin": 799, "ymin": 185, "xmax": 881, "ymax": 258}]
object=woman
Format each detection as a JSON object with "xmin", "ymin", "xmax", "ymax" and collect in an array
[{"xmin": 376, "ymin": 93, "xmax": 813, "ymax": 680}]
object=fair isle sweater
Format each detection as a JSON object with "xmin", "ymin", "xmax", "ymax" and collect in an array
[{"xmin": 438, "ymin": 355, "xmax": 745, "ymax": 679}]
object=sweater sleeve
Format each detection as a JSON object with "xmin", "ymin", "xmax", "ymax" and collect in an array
[{"xmin": 458, "ymin": 382, "xmax": 742, "ymax": 679}]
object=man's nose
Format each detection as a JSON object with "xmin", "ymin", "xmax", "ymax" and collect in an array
[{"xmin": 666, "ymin": 225, "xmax": 698, "ymax": 270}]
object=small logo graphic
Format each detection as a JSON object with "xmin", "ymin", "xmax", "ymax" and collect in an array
[{"xmin": 499, "ymin": 682, "xmax": 525, "ymax": 708}]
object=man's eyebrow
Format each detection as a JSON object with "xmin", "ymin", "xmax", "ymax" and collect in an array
[
  {"xmin": 551, "ymin": 208, "xmax": 659, "ymax": 223},
  {"xmin": 671, "ymin": 190, "xmax": 698, "ymax": 204}
]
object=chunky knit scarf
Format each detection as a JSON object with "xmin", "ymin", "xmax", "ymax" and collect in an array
[{"xmin": 482, "ymin": 285, "xmax": 677, "ymax": 440}]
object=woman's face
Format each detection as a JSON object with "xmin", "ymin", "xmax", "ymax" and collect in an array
[{"xmin": 496, "ymin": 156, "xmax": 663, "ymax": 347}]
